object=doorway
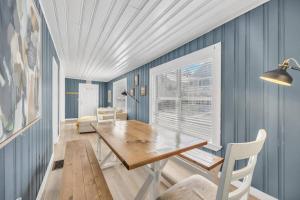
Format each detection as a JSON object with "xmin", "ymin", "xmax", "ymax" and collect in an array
[{"xmin": 78, "ymin": 83, "xmax": 99, "ymax": 117}]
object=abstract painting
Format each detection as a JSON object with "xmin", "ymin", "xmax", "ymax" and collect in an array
[{"xmin": 0, "ymin": 0, "xmax": 41, "ymax": 146}]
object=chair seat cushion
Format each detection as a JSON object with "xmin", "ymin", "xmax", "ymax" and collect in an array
[{"xmin": 158, "ymin": 175, "xmax": 218, "ymax": 200}]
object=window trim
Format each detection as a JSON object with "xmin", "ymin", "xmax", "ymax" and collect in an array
[{"xmin": 149, "ymin": 43, "xmax": 222, "ymax": 151}]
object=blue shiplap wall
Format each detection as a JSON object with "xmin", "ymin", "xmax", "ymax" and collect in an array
[
  {"xmin": 92, "ymin": 81, "xmax": 108, "ymax": 108},
  {"xmin": 65, "ymin": 78, "xmax": 86, "ymax": 118},
  {"xmin": 107, "ymin": 65, "xmax": 149, "ymax": 121},
  {"xmin": 65, "ymin": 78, "xmax": 107, "ymax": 118},
  {"xmin": 107, "ymin": 0, "xmax": 300, "ymax": 199},
  {"xmin": 0, "ymin": 0, "xmax": 59, "ymax": 199}
]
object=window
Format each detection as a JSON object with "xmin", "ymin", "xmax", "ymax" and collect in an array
[
  {"xmin": 149, "ymin": 43, "xmax": 221, "ymax": 151},
  {"xmin": 113, "ymin": 78, "xmax": 127, "ymax": 112}
]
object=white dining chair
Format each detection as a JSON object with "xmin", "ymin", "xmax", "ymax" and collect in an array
[{"xmin": 158, "ymin": 129, "xmax": 267, "ymax": 200}]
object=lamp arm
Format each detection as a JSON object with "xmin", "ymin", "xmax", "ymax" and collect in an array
[
  {"xmin": 287, "ymin": 58, "xmax": 300, "ymax": 71},
  {"xmin": 127, "ymin": 94, "xmax": 139, "ymax": 103}
]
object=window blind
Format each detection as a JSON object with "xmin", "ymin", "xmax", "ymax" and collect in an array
[{"xmin": 150, "ymin": 43, "xmax": 221, "ymax": 150}]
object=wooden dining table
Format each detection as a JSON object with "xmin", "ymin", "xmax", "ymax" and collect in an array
[{"xmin": 91, "ymin": 120, "xmax": 207, "ymax": 200}]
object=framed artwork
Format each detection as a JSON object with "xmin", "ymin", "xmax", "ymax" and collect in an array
[
  {"xmin": 108, "ymin": 90, "xmax": 112, "ymax": 103},
  {"xmin": 134, "ymin": 74, "xmax": 139, "ymax": 86},
  {"xmin": 140, "ymin": 86, "xmax": 146, "ymax": 96},
  {"xmin": 0, "ymin": 0, "xmax": 41, "ymax": 147},
  {"xmin": 130, "ymin": 88, "xmax": 135, "ymax": 96}
]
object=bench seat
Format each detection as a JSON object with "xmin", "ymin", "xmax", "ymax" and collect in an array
[
  {"xmin": 177, "ymin": 148, "xmax": 224, "ymax": 182},
  {"xmin": 178, "ymin": 149, "xmax": 224, "ymax": 170},
  {"xmin": 60, "ymin": 140, "xmax": 113, "ymax": 200}
]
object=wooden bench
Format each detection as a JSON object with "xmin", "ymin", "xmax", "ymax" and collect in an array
[
  {"xmin": 178, "ymin": 149, "xmax": 224, "ymax": 181},
  {"xmin": 60, "ymin": 140, "xmax": 113, "ymax": 200}
]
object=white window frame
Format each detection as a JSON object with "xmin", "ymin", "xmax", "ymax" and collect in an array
[
  {"xmin": 149, "ymin": 43, "xmax": 221, "ymax": 151},
  {"xmin": 113, "ymin": 78, "xmax": 127, "ymax": 112}
]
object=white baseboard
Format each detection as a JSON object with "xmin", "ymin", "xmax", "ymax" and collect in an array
[
  {"xmin": 231, "ymin": 181, "xmax": 278, "ymax": 200},
  {"xmin": 36, "ymin": 153, "xmax": 54, "ymax": 200},
  {"xmin": 65, "ymin": 118, "xmax": 78, "ymax": 121}
]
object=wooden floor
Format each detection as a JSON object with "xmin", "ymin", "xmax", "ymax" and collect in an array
[
  {"xmin": 42, "ymin": 121, "xmax": 260, "ymax": 200},
  {"xmin": 42, "ymin": 122, "xmax": 168, "ymax": 200}
]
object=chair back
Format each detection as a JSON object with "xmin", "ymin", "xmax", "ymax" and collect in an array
[{"xmin": 216, "ymin": 129, "xmax": 267, "ymax": 200}]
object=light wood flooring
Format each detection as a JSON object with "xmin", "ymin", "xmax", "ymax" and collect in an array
[
  {"xmin": 42, "ymin": 121, "xmax": 260, "ymax": 200},
  {"xmin": 42, "ymin": 122, "xmax": 169, "ymax": 200}
]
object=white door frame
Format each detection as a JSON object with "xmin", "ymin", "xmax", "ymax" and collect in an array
[
  {"xmin": 113, "ymin": 78, "xmax": 127, "ymax": 111},
  {"xmin": 52, "ymin": 58, "xmax": 59, "ymax": 145}
]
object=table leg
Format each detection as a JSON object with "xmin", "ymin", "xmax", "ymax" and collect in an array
[
  {"xmin": 100, "ymin": 151, "xmax": 113, "ymax": 167},
  {"xmin": 134, "ymin": 159, "xmax": 168, "ymax": 200},
  {"xmin": 134, "ymin": 175, "xmax": 153, "ymax": 200},
  {"xmin": 149, "ymin": 161, "xmax": 161, "ymax": 200},
  {"xmin": 97, "ymin": 136, "xmax": 102, "ymax": 160}
]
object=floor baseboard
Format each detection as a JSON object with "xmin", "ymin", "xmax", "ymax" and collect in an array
[{"xmin": 36, "ymin": 153, "xmax": 54, "ymax": 200}]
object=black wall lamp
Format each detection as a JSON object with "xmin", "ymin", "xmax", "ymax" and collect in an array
[
  {"xmin": 260, "ymin": 58, "xmax": 300, "ymax": 86},
  {"xmin": 121, "ymin": 89, "xmax": 139, "ymax": 119},
  {"xmin": 121, "ymin": 90, "xmax": 139, "ymax": 102}
]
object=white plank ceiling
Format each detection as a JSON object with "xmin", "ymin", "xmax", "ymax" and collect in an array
[{"xmin": 40, "ymin": 0, "xmax": 268, "ymax": 82}]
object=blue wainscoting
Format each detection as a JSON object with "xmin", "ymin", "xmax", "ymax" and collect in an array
[
  {"xmin": 107, "ymin": 0, "xmax": 300, "ymax": 199},
  {"xmin": 65, "ymin": 78, "xmax": 107, "ymax": 119},
  {"xmin": 0, "ymin": 1, "xmax": 59, "ymax": 199}
]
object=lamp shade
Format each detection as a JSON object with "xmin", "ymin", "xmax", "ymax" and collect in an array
[
  {"xmin": 121, "ymin": 90, "xmax": 128, "ymax": 96},
  {"xmin": 260, "ymin": 68, "xmax": 293, "ymax": 86}
]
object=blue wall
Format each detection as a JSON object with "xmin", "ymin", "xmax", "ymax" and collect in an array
[
  {"xmin": 107, "ymin": 66, "xmax": 149, "ymax": 121},
  {"xmin": 65, "ymin": 78, "xmax": 86, "ymax": 118},
  {"xmin": 65, "ymin": 78, "xmax": 107, "ymax": 119},
  {"xmin": 0, "ymin": 0, "xmax": 59, "ymax": 199},
  {"xmin": 107, "ymin": 0, "xmax": 300, "ymax": 199},
  {"xmin": 92, "ymin": 81, "xmax": 108, "ymax": 108}
]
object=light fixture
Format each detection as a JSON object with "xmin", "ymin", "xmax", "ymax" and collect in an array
[
  {"xmin": 121, "ymin": 90, "xmax": 139, "ymax": 102},
  {"xmin": 260, "ymin": 58, "xmax": 300, "ymax": 86},
  {"xmin": 121, "ymin": 90, "xmax": 128, "ymax": 96},
  {"xmin": 121, "ymin": 89, "xmax": 139, "ymax": 119}
]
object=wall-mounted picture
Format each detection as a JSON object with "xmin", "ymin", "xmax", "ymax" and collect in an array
[
  {"xmin": 108, "ymin": 90, "xmax": 112, "ymax": 103},
  {"xmin": 0, "ymin": 0, "xmax": 41, "ymax": 146},
  {"xmin": 134, "ymin": 74, "xmax": 139, "ymax": 86},
  {"xmin": 140, "ymin": 86, "xmax": 146, "ymax": 96},
  {"xmin": 130, "ymin": 88, "xmax": 135, "ymax": 96}
]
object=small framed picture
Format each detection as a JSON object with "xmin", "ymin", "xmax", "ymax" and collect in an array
[
  {"xmin": 140, "ymin": 86, "xmax": 146, "ymax": 96},
  {"xmin": 108, "ymin": 90, "xmax": 112, "ymax": 103},
  {"xmin": 130, "ymin": 88, "xmax": 135, "ymax": 96},
  {"xmin": 134, "ymin": 74, "xmax": 139, "ymax": 86}
]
